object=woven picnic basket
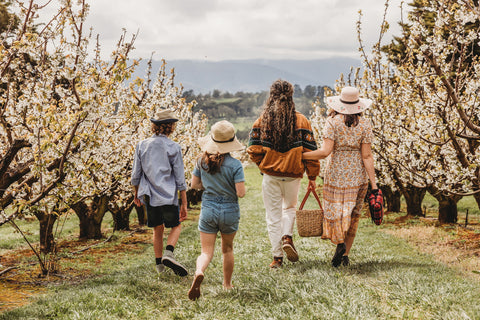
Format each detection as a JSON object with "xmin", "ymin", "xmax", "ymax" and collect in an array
[{"xmin": 296, "ymin": 187, "xmax": 324, "ymax": 237}]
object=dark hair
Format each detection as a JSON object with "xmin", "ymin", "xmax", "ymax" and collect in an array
[
  {"xmin": 259, "ymin": 79, "xmax": 298, "ymax": 151},
  {"xmin": 152, "ymin": 122, "xmax": 175, "ymax": 136},
  {"xmin": 328, "ymin": 109, "xmax": 362, "ymax": 127},
  {"xmin": 200, "ymin": 152, "xmax": 226, "ymax": 174}
]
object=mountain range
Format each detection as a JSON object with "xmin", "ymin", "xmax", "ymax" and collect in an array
[{"xmin": 133, "ymin": 58, "xmax": 362, "ymax": 94}]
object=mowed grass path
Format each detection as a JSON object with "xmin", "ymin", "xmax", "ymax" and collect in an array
[{"xmin": 2, "ymin": 166, "xmax": 480, "ymax": 320}]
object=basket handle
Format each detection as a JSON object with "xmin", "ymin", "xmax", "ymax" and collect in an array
[{"xmin": 299, "ymin": 185, "xmax": 323, "ymax": 210}]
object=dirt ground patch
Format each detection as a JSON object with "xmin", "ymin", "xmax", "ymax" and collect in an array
[
  {"xmin": 0, "ymin": 225, "xmax": 153, "ymax": 313},
  {"xmin": 384, "ymin": 215, "xmax": 480, "ymax": 279}
]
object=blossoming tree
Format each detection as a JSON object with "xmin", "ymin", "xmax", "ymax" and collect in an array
[
  {"xmin": 1, "ymin": 0, "xmax": 207, "ymax": 261},
  {"xmin": 355, "ymin": 0, "xmax": 479, "ymax": 223}
]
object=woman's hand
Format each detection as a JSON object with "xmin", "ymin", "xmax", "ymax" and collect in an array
[
  {"xmin": 308, "ymin": 179, "xmax": 317, "ymax": 191},
  {"xmin": 303, "ymin": 150, "xmax": 321, "ymax": 160},
  {"xmin": 302, "ymin": 138, "xmax": 334, "ymax": 160}
]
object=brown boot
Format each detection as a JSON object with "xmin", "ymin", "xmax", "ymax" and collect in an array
[
  {"xmin": 282, "ymin": 235, "xmax": 299, "ymax": 262},
  {"xmin": 269, "ymin": 257, "xmax": 283, "ymax": 268}
]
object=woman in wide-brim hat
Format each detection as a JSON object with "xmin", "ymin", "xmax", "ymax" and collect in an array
[
  {"xmin": 188, "ymin": 120, "xmax": 245, "ymax": 300},
  {"xmin": 303, "ymin": 86, "xmax": 378, "ymax": 268}
]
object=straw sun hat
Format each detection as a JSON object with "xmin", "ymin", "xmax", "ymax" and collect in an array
[
  {"xmin": 198, "ymin": 120, "xmax": 244, "ymax": 154},
  {"xmin": 326, "ymin": 86, "xmax": 373, "ymax": 115},
  {"xmin": 150, "ymin": 109, "xmax": 179, "ymax": 124}
]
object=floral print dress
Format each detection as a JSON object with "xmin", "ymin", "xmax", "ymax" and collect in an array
[{"xmin": 321, "ymin": 114, "xmax": 373, "ymax": 244}]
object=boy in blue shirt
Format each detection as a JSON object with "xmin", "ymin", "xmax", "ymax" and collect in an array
[{"xmin": 131, "ymin": 109, "xmax": 188, "ymax": 276}]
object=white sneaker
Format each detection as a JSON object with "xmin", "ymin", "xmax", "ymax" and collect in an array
[
  {"xmin": 162, "ymin": 250, "xmax": 188, "ymax": 277},
  {"xmin": 156, "ymin": 264, "xmax": 165, "ymax": 273}
]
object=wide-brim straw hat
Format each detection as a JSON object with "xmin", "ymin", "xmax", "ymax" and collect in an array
[
  {"xmin": 150, "ymin": 109, "xmax": 179, "ymax": 124},
  {"xmin": 198, "ymin": 120, "xmax": 244, "ymax": 154},
  {"xmin": 326, "ymin": 86, "xmax": 373, "ymax": 114}
]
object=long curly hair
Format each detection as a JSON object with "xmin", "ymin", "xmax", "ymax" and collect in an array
[{"xmin": 259, "ymin": 79, "xmax": 297, "ymax": 151}]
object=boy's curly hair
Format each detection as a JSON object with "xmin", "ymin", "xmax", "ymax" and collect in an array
[{"xmin": 152, "ymin": 122, "xmax": 175, "ymax": 136}]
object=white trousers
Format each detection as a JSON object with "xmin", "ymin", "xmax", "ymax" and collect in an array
[{"xmin": 262, "ymin": 174, "xmax": 301, "ymax": 257}]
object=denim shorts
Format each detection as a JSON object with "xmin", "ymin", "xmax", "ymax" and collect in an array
[{"xmin": 198, "ymin": 196, "xmax": 240, "ymax": 234}]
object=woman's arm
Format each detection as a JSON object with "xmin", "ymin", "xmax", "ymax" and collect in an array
[
  {"xmin": 302, "ymin": 138, "xmax": 334, "ymax": 160},
  {"xmin": 190, "ymin": 174, "xmax": 203, "ymax": 190},
  {"xmin": 235, "ymin": 181, "xmax": 246, "ymax": 198},
  {"xmin": 361, "ymin": 143, "xmax": 378, "ymax": 189}
]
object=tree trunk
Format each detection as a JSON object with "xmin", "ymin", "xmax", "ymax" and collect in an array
[
  {"xmin": 110, "ymin": 200, "xmax": 134, "ymax": 231},
  {"xmin": 473, "ymin": 192, "xmax": 480, "ymax": 212},
  {"xmin": 186, "ymin": 188, "xmax": 203, "ymax": 208},
  {"xmin": 71, "ymin": 195, "xmax": 109, "ymax": 239},
  {"xmin": 34, "ymin": 211, "xmax": 58, "ymax": 253},
  {"xmin": 380, "ymin": 185, "xmax": 401, "ymax": 212},
  {"xmin": 428, "ymin": 187, "xmax": 462, "ymax": 224},
  {"xmin": 134, "ymin": 204, "xmax": 147, "ymax": 226},
  {"xmin": 402, "ymin": 184, "xmax": 426, "ymax": 217}
]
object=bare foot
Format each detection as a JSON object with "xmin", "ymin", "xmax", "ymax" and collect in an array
[{"xmin": 188, "ymin": 272, "xmax": 204, "ymax": 301}]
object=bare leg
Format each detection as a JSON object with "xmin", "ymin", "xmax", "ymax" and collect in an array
[
  {"xmin": 188, "ymin": 232, "xmax": 216, "ymax": 300},
  {"xmin": 344, "ymin": 236, "xmax": 355, "ymax": 256},
  {"xmin": 221, "ymin": 232, "xmax": 236, "ymax": 289},
  {"xmin": 153, "ymin": 225, "xmax": 164, "ymax": 258},
  {"xmin": 166, "ymin": 224, "xmax": 182, "ymax": 247},
  {"xmin": 344, "ymin": 219, "xmax": 358, "ymax": 256},
  {"xmin": 195, "ymin": 232, "xmax": 217, "ymax": 275}
]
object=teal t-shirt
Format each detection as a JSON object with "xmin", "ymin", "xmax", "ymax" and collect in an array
[{"xmin": 192, "ymin": 154, "xmax": 245, "ymax": 201}]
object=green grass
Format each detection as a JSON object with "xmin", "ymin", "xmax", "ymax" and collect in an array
[
  {"xmin": 213, "ymin": 97, "xmax": 242, "ymax": 104},
  {"xmin": 2, "ymin": 166, "xmax": 480, "ymax": 319},
  {"xmin": 0, "ymin": 212, "xmax": 117, "ymax": 256}
]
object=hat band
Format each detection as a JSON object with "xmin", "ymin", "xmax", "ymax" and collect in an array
[
  {"xmin": 340, "ymin": 98, "xmax": 360, "ymax": 104},
  {"xmin": 212, "ymin": 135, "xmax": 235, "ymax": 143}
]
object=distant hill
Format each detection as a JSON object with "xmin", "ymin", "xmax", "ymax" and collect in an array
[{"xmin": 132, "ymin": 58, "xmax": 361, "ymax": 93}]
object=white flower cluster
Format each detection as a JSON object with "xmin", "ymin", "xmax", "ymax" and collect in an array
[{"xmin": 0, "ymin": 0, "xmax": 207, "ymax": 222}]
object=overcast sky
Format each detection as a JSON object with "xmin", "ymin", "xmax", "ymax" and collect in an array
[{"xmin": 56, "ymin": 0, "xmax": 406, "ymax": 61}]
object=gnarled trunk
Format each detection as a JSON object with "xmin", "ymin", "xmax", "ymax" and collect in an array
[
  {"xmin": 71, "ymin": 195, "xmax": 109, "ymax": 239},
  {"xmin": 428, "ymin": 187, "xmax": 462, "ymax": 224},
  {"xmin": 474, "ymin": 192, "xmax": 480, "ymax": 212},
  {"xmin": 34, "ymin": 211, "xmax": 58, "ymax": 253},
  {"xmin": 402, "ymin": 184, "xmax": 426, "ymax": 217},
  {"xmin": 134, "ymin": 204, "xmax": 147, "ymax": 226},
  {"xmin": 109, "ymin": 197, "xmax": 134, "ymax": 231},
  {"xmin": 186, "ymin": 188, "xmax": 203, "ymax": 208},
  {"xmin": 380, "ymin": 185, "xmax": 401, "ymax": 212}
]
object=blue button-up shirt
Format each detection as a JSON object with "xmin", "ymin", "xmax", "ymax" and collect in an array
[{"xmin": 131, "ymin": 134, "xmax": 187, "ymax": 206}]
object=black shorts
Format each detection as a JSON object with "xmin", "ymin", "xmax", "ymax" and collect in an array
[{"xmin": 145, "ymin": 196, "xmax": 180, "ymax": 228}]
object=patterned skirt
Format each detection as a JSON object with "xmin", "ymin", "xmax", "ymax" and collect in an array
[{"xmin": 321, "ymin": 183, "xmax": 368, "ymax": 244}]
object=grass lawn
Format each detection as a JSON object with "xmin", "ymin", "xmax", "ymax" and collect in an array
[{"xmin": 1, "ymin": 166, "xmax": 480, "ymax": 319}]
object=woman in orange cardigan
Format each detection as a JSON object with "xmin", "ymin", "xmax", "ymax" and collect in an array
[{"xmin": 247, "ymin": 79, "xmax": 319, "ymax": 268}]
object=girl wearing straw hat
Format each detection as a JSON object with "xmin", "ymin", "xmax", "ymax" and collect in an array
[
  {"xmin": 188, "ymin": 120, "xmax": 246, "ymax": 300},
  {"xmin": 303, "ymin": 86, "xmax": 378, "ymax": 267}
]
